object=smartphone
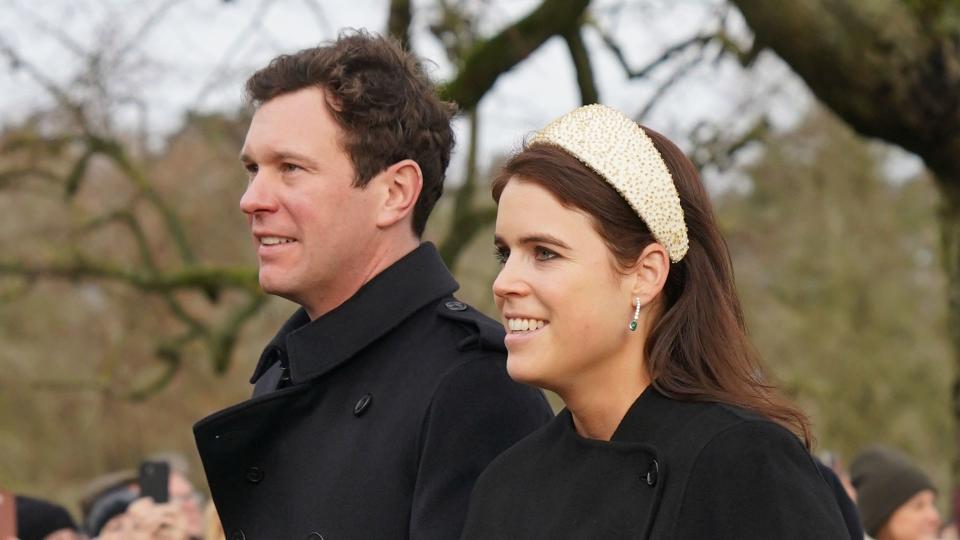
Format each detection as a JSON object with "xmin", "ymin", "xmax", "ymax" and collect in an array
[{"xmin": 138, "ymin": 461, "xmax": 170, "ymax": 504}]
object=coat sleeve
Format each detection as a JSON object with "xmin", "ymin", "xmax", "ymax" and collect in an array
[
  {"xmin": 672, "ymin": 420, "xmax": 850, "ymax": 540},
  {"xmin": 408, "ymin": 355, "xmax": 553, "ymax": 540}
]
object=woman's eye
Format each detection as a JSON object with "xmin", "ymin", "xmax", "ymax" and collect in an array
[
  {"xmin": 494, "ymin": 247, "xmax": 509, "ymax": 265},
  {"xmin": 534, "ymin": 246, "xmax": 557, "ymax": 261}
]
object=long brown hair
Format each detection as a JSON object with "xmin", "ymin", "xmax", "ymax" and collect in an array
[{"xmin": 492, "ymin": 131, "xmax": 812, "ymax": 447}]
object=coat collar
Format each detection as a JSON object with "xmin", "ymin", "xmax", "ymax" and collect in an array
[
  {"xmin": 610, "ymin": 384, "xmax": 713, "ymax": 444},
  {"xmin": 249, "ymin": 243, "xmax": 459, "ymax": 385}
]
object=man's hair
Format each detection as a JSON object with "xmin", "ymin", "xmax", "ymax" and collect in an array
[{"xmin": 245, "ymin": 30, "xmax": 457, "ymax": 237}]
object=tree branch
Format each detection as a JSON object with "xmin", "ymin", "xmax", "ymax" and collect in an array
[
  {"xmin": 388, "ymin": 0, "xmax": 413, "ymax": 50},
  {"xmin": 440, "ymin": 0, "xmax": 592, "ymax": 110},
  {"xmin": 0, "ymin": 260, "xmax": 259, "ymax": 294},
  {"xmin": 563, "ymin": 24, "xmax": 599, "ymax": 104}
]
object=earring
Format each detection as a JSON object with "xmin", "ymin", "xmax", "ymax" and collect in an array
[{"xmin": 629, "ymin": 297, "xmax": 641, "ymax": 332}]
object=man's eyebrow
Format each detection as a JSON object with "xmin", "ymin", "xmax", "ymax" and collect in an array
[{"xmin": 238, "ymin": 150, "xmax": 317, "ymax": 164}]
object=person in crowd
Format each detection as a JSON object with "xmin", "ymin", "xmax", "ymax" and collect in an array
[
  {"xmin": 95, "ymin": 497, "xmax": 191, "ymax": 540},
  {"xmin": 85, "ymin": 487, "xmax": 138, "ymax": 538},
  {"xmin": 11, "ymin": 494, "xmax": 82, "ymax": 540},
  {"xmin": 851, "ymin": 445, "xmax": 941, "ymax": 540},
  {"xmin": 82, "ymin": 456, "xmax": 203, "ymax": 540},
  {"xmin": 460, "ymin": 104, "xmax": 851, "ymax": 539},
  {"xmin": 193, "ymin": 30, "xmax": 552, "ymax": 539}
]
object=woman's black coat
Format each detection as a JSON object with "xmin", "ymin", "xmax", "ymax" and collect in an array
[{"xmin": 461, "ymin": 386, "xmax": 850, "ymax": 539}]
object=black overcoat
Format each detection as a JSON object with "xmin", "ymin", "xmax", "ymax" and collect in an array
[
  {"xmin": 461, "ymin": 385, "xmax": 850, "ymax": 539},
  {"xmin": 194, "ymin": 244, "xmax": 553, "ymax": 540}
]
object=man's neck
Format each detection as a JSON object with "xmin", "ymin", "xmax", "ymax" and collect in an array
[{"xmin": 302, "ymin": 235, "xmax": 420, "ymax": 320}]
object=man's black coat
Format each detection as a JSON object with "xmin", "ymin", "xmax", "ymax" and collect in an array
[
  {"xmin": 462, "ymin": 385, "xmax": 851, "ymax": 539},
  {"xmin": 194, "ymin": 244, "xmax": 553, "ymax": 539}
]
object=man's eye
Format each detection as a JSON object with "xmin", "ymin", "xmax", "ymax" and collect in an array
[
  {"xmin": 494, "ymin": 247, "xmax": 509, "ymax": 265},
  {"xmin": 534, "ymin": 246, "xmax": 557, "ymax": 261},
  {"xmin": 281, "ymin": 163, "xmax": 301, "ymax": 173},
  {"xmin": 244, "ymin": 163, "xmax": 258, "ymax": 174}
]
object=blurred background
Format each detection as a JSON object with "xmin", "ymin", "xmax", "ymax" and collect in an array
[{"xmin": 0, "ymin": 0, "xmax": 957, "ymax": 524}]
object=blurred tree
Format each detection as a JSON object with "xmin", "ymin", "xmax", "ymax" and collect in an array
[
  {"xmin": 717, "ymin": 107, "xmax": 950, "ymax": 492},
  {"xmin": 729, "ymin": 0, "xmax": 960, "ymax": 490}
]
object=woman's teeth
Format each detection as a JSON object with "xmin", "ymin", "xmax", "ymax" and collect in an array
[{"xmin": 507, "ymin": 318, "xmax": 546, "ymax": 332}]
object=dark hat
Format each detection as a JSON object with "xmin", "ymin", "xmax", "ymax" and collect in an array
[
  {"xmin": 84, "ymin": 486, "xmax": 138, "ymax": 537},
  {"xmin": 850, "ymin": 446, "xmax": 936, "ymax": 536},
  {"xmin": 14, "ymin": 495, "xmax": 78, "ymax": 540}
]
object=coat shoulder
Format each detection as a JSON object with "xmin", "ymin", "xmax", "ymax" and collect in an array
[
  {"xmin": 432, "ymin": 298, "xmax": 506, "ymax": 354},
  {"xmin": 670, "ymin": 416, "xmax": 848, "ymax": 539}
]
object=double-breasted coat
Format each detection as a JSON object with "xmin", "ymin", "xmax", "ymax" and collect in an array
[
  {"xmin": 194, "ymin": 244, "xmax": 553, "ymax": 540},
  {"xmin": 461, "ymin": 385, "xmax": 851, "ymax": 539}
]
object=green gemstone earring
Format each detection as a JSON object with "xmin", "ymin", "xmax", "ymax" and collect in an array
[{"xmin": 629, "ymin": 297, "xmax": 641, "ymax": 332}]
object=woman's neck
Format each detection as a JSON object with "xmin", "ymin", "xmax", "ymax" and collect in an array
[{"xmin": 560, "ymin": 359, "xmax": 650, "ymax": 441}]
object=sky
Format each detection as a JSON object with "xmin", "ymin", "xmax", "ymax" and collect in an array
[{"xmin": 0, "ymin": 0, "xmax": 923, "ymax": 186}]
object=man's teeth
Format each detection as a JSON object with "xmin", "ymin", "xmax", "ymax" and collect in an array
[
  {"xmin": 260, "ymin": 236, "xmax": 296, "ymax": 245},
  {"xmin": 507, "ymin": 318, "xmax": 546, "ymax": 332}
]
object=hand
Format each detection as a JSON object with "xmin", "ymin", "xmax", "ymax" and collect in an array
[{"xmin": 97, "ymin": 497, "xmax": 190, "ymax": 540}]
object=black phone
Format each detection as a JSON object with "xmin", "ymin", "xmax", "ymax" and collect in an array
[{"xmin": 138, "ymin": 461, "xmax": 170, "ymax": 503}]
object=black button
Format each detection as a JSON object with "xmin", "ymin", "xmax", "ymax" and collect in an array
[
  {"xmin": 231, "ymin": 531, "xmax": 245, "ymax": 540},
  {"xmin": 644, "ymin": 459, "xmax": 659, "ymax": 487},
  {"xmin": 245, "ymin": 467, "xmax": 265, "ymax": 483},
  {"xmin": 354, "ymin": 393, "xmax": 373, "ymax": 417},
  {"xmin": 306, "ymin": 534, "xmax": 325, "ymax": 540},
  {"xmin": 445, "ymin": 301, "xmax": 467, "ymax": 311}
]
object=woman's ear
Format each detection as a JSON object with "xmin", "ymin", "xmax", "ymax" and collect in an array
[
  {"xmin": 375, "ymin": 159, "xmax": 423, "ymax": 229},
  {"xmin": 630, "ymin": 243, "xmax": 670, "ymax": 306}
]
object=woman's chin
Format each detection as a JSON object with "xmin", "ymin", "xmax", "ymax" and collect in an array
[{"xmin": 506, "ymin": 355, "xmax": 552, "ymax": 389}]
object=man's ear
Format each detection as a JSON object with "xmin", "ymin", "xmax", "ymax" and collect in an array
[
  {"xmin": 629, "ymin": 243, "xmax": 670, "ymax": 306},
  {"xmin": 374, "ymin": 159, "xmax": 423, "ymax": 229}
]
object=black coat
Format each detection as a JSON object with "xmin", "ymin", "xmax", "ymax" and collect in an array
[
  {"xmin": 461, "ymin": 386, "xmax": 850, "ymax": 539},
  {"xmin": 194, "ymin": 244, "xmax": 553, "ymax": 540}
]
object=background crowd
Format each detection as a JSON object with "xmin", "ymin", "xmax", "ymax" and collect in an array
[{"xmin": 2, "ymin": 445, "xmax": 957, "ymax": 539}]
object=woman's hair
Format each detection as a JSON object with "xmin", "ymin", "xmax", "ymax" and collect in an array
[{"xmin": 491, "ymin": 130, "xmax": 812, "ymax": 447}]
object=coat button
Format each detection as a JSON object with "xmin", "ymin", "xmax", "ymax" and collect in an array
[
  {"xmin": 354, "ymin": 393, "xmax": 373, "ymax": 417},
  {"xmin": 245, "ymin": 467, "xmax": 265, "ymax": 483},
  {"xmin": 445, "ymin": 301, "xmax": 467, "ymax": 311},
  {"xmin": 644, "ymin": 459, "xmax": 659, "ymax": 487},
  {"xmin": 231, "ymin": 530, "xmax": 245, "ymax": 540},
  {"xmin": 305, "ymin": 534, "xmax": 325, "ymax": 540}
]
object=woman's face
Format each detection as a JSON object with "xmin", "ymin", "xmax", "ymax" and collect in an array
[
  {"xmin": 879, "ymin": 489, "xmax": 941, "ymax": 540},
  {"xmin": 493, "ymin": 179, "xmax": 638, "ymax": 393}
]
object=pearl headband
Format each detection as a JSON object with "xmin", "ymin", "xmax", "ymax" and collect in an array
[{"xmin": 530, "ymin": 104, "xmax": 689, "ymax": 262}]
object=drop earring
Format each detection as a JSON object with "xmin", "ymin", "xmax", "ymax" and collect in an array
[{"xmin": 629, "ymin": 297, "xmax": 641, "ymax": 332}]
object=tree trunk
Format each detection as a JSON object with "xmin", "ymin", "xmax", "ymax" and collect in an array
[{"xmin": 940, "ymin": 180, "xmax": 960, "ymax": 494}]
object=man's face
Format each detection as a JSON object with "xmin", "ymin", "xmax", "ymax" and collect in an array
[{"xmin": 240, "ymin": 87, "xmax": 381, "ymax": 316}]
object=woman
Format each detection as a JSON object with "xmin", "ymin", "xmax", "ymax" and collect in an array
[
  {"xmin": 851, "ymin": 446, "xmax": 941, "ymax": 540},
  {"xmin": 460, "ymin": 104, "xmax": 850, "ymax": 539}
]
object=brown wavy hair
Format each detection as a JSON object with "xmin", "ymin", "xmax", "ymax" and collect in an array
[
  {"xmin": 491, "ymin": 131, "xmax": 812, "ymax": 447},
  {"xmin": 245, "ymin": 30, "xmax": 456, "ymax": 236}
]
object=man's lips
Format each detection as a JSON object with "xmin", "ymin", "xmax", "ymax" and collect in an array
[{"xmin": 257, "ymin": 235, "xmax": 297, "ymax": 246}]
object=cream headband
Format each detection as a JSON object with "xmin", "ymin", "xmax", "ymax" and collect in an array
[{"xmin": 530, "ymin": 104, "xmax": 689, "ymax": 262}]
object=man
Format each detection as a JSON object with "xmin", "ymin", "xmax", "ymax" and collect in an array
[{"xmin": 193, "ymin": 31, "xmax": 552, "ymax": 539}]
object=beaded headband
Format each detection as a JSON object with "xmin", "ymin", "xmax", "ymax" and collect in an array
[{"xmin": 530, "ymin": 104, "xmax": 689, "ymax": 262}]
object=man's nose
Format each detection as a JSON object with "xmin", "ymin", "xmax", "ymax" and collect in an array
[{"xmin": 240, "ymin": 171, "xmax": 277, "ymax": 215}]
